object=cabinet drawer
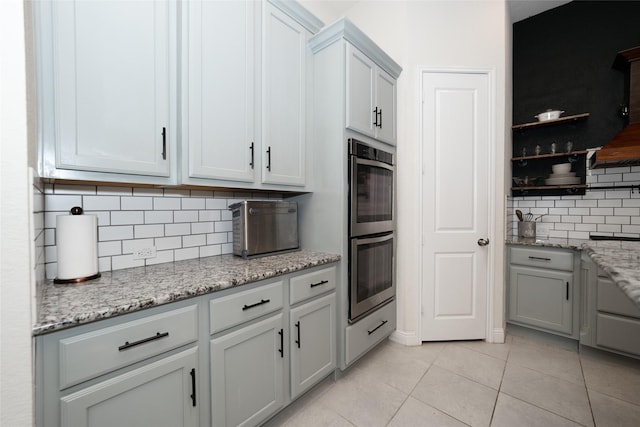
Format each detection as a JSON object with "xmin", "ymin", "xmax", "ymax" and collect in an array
[
  {"xmin": 345, "ymin": 300, "xmax": 395, "ymax": 366},
  {"xmin": 510, "ymin": 246, "xmax": 574, "ymax": 271},
  {"xmin": 596, "ymin": 313, "xmax": 640, "ymax": 356},
  {"xmin": 59, "ymin": 304, "xmax": 198, "ymax": 389},
  {"xmin": 290, "ymin": 266, "xmax": 336, "ymax": 305},
  {"xmin": 210, "ymin": 281, "xmax": 284, "ymax": 334},
  {"xmin": 597, "ymin": 278, "xmax": 640, "ymax": 319}
]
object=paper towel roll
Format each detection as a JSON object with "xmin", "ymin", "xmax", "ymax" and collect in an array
[{"xmin": 56, "ymin": 213, "xmax": 100, "ymax": 282}]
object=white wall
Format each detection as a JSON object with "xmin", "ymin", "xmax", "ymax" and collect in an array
[
  {"xmin": 1, "ymin": 0, "xmax": 35, "ymax": 424},
  {"xmin": 303, "ymin": 0, "xmax": 510, "ymax": 343}
]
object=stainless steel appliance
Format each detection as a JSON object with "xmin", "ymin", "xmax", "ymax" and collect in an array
[
  {"xmin": 350, "ymin": 233, "xmax": 395, "ymax": 320},
  {"xmin": 349, "ymin": 139, "xmax": 394, "ymax": 236},
  {"xmin": 229, "ymin": 200, "xmax": 299, "ymax": 259},
  {"xmin": 348, "ymin": 139, "xmax": 395, "ymax": 321}
]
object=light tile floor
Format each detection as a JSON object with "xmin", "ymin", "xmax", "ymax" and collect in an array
[{"xmin": 265, "ymin": 326, "xmax": 640, "ymax": 426}]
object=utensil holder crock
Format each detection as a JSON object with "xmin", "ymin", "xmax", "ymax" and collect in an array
[{"xmin": 518, "ymin": 221, "xmax": 536, "ymax": 238}]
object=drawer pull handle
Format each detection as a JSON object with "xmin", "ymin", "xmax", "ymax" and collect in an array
[
  {"xmin": 242, "ymin": 299, "xmax": 270, "ymax": 311},
  {"xmin": 367, "ymin": 320, "xmax": 388, "ymax": 335},
  {"xmin": 566, "ymin": 282, "xmax": 569, "ymax": 301},
  {"xmin": 278, "ymin": 329, "xmax": 284, "ymax": 358},
  {"xmin": 528, "ymin": 256, "xmax": 551, "ymax": 261},
  {"xmin": 310, "ymin": 280, "xmax": 329, "ymax": 288},
  {"xmin": 190, "ymin": 368, "xmax": 196, "ymax": 407},
  {"xmin": 295, "ymin": 321, "xmax": 301, "ymax": 348},
  {"xmin": 118, "ymin": 332, "xmax": 169, "ymax": 351}
]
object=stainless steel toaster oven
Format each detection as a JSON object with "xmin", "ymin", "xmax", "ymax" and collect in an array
[{"xmin": 229, "ymin": 201, "xmax": 299, "ymax": 259}]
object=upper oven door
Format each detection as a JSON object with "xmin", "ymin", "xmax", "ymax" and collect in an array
[{"xmin": 350, "ymin": 156, "xmax": 394, "ymax": 236}]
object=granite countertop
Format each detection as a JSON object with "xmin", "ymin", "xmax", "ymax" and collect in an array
[
  {"xmin": 34, "ymin": 250, "xmax": 340, "ymax": 336},
  {"xmin": 507, "ymin": 237, "xmax": 640, "ymax": 308}
]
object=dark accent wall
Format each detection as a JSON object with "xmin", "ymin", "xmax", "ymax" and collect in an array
[{"xmin": 513, "ymin": 1, "xmax": 640, "ymax": 152}]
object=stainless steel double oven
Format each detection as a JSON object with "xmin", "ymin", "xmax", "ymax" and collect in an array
[{"xmin": 348, "ymin": 138, "xmax": 395, "ymax": 322}]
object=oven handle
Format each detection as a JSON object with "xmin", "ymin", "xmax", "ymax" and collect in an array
[
  {"xmin": 352, "ymin": 157, "xmax": 395, "ymax": 171},
  {"xmin": 353, "ymin": 233, "xmax": 394, "ymax": 245}
]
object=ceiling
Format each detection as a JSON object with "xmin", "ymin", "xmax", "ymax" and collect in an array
[{"xmin": 509, "ymin": 0, "xmax": 572, "ymax": 23}]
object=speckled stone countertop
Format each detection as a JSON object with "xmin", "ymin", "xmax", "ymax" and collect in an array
[
  {"xmin": 34, "ymin": 250, "xmax": 340, "ymax": 336},
  {"xmin": 508, "ymin": 237, "xmax": 640, "ymax": 309}
]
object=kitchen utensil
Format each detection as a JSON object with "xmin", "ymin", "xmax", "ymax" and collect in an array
[
  {"xmin": 534, "ymin": 109, "xmax": 565, "ymax": 121},
  {"xmin": 550, "ymin": 142, "xmax": 557, "ymax": 154},
  {"xmin": 552, "ymin": 163, "xmax": 571, "ymax": 174},
  {"xmin": 515, "ymin": 209, "xmax": 523, "ymax": 222},
  {"xmin": 566, "ymin": 141, "xmax": 573, "ymax": 153},
  {"xmin": 524, "ymin": 212, "xmax": 533, "ymax": 221}
]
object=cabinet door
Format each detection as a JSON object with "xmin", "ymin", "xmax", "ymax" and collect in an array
[
  {"xmin": 262, "ymin": 4, "xmax": 307, "ymax": 186},
  {"xmin": 51, "ymin": 0, "xmax": 174, "ymax": 176},
  {"xmin": 375, "ymin": 68, "xmax": 397, "ymax": 144},
  {"xmin": 211, "ymin": 314, "xmax": 284, "ymax": 427},
  {"xmin": 509, "ymin": 265, "xmax": 573, "ymax": 335},
  {"xmin": 346, "ymin": 44, "xmax": 376, "ymax": 138},
  {"xmin": 60, "ymin": 347, "xmax": 198, "ymax": 427},
  {"xmin": 186, "ymin": 0, "xmax": 257, "ymax": 182},
  {"xmin": 290, "ymin": 293, "xmax": 336, "ymax": 399}
]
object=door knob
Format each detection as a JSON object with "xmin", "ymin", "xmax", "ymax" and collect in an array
[{"xmin": 477, "ymin": 238, "xmax": 489, "ymax": 246}]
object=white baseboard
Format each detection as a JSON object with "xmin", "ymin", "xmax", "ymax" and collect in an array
[
  {"xmin": 389, "ymin": 329, "xmax": 421, "ymax": 346},
  {"xmin": 489, "ymin": 327, "xmax": 506, "ymax": 344}
]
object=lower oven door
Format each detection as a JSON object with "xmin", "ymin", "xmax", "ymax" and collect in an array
[{"xmin": 349, "ymin": 232, "xmax": 395, "ymax": 322}]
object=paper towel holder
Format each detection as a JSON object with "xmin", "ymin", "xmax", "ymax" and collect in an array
[{"xmin": 54, "ymin": 206, "xmax": 102, "ymax": 284}]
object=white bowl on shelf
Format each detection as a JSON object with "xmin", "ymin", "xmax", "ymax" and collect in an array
[
  {"xmin": 545, "ymin": 176, "xmax": 580, "ymax": 185},
  {"xmin": 534, "ymin": 109, "xmax": 565, "ymax": 121},
  {"xmin": 551, "ymin": 163, "xmax": 572, "ymax": 174}
]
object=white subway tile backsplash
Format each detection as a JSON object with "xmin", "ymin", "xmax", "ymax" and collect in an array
[
  {"xmin": 146, "ymin": 250, "xmax": 174, "ymax": 265},
  {"xmin": 156, "ymin": 236, "xmax": 182, "ymax": 251},
  {"xmin": 112, "ymin": 254, "xmax": 145, "ymax": 270},
  {"xmin": 98, "ymin": 241, "xmax": 122, "ymax": 257},
  {"xmin": 206, "ymin": 198, "xmax": 228, "ymax": 210},
  {"xmin": 92, "ymin": 211, "xmax": 112, "ymax": 226},
  {"xmin": 181, "ymin": 198, "xmax": 206, "ymax": 210},
  {"xmin": 164, "ymin": 189, "xmax": 190, "ymax": 197},
  {"xmin": 121, "ymin": 196, "xmax": 153, "ymax": 211},
  {"xmin": 191, "ymin": 190, "xmax": 214, "ymax": 198},
  {"xmin": 165, "ymin": 223, "xmax": 191, "ymax": 236},
  {"xmin": 133, "ymin": 187, "xmax": 163, "ymax": 197},
  {"xmin": 122, "ymin": 238, "xmax": 154, "ymax": 254},
  {"xmin": 83, "ymin": 195, "xmax": 121, "ymax": 211},
  {"xmin": 215, "ymin": 221, "xmax": 233, "ymax": 233},
  {"xmin": 221, "ymin": 210, "xmax": 233, "ymax": 221},
  {"xmin": 510, "ymin": 168, "xmax": 640, "ymax": 241},
  {"xmin": 183, "ymin": 234, "xmax": 206, "ymax": 248},
  {"xmin": 144, "ymin": 210, "xmax": 173, "ymax": 224},
  {"xmin": 97, "ymin": 186, "xmax": 133, "ymax": 196},
  {"xmin": 54, "ymin": 184, "xmax": 96, "ymax": 195},
  {"xmin": 199, "ymin": 210, "xmax": 221, "ymax": 222},
  {"xmin": 134, "ymin": 224, "xmax": 164, "ymax": 239},
  {"xmin": 174, "ymin": 210, "xmax": 199, "ymax": 223},
  {"xmin": 221, "ymin": 243, "xmax": 233, "ymax": 253},
  {"xmin": 153, "ymin": 197, "xmax": 181, "ymax": 210},
  {"xmin": 207, "ymin": 233, "xmax": 228, "ymax": 245},
  {"xmin": 45, "ymin": 194, "xmax": 83, "ymax": 211},
  {"xmin": 200, "ymin": 245, "xmax": 222, "ymax": 258},
  {"xmin": 175, "ymin": 247, "xmax": 199, "ymax": 261},
  {"xmin": 191, "ymin": 222, "xmax": 214, "ymax": 234},
  {"xmin": 45, "ymin": 245, "xmax": 57, "ymax": 263},
  {"xmin": 100, "ymin": 225, "xmax": 134, "ymax": 241},
  {"xmin": 111, "ymin": 211, "xmax": 144, "ymax": 225}
]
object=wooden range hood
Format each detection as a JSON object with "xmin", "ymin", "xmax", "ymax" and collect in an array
[{"xmin": 593, "ymin": 46, "xmax": 640, "ymax": 169}]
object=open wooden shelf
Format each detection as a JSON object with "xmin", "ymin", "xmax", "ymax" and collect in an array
[
  {"xmin": 512, "ymin": 184, "xmax": 588, "ymax": 191},
  {"xmin": 512, "ymin": 113, "xmax": 590, "ymax": 131},
  {"xmin": 511, "ymin": 150, "xmax": 588, "ymax": 162}
]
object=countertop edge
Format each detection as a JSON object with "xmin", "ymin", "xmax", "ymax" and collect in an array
[{"xmin": 33, "ymin": 251, "xmax": 341, "ymax": 336}]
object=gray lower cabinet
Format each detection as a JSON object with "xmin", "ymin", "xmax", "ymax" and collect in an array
[
  {"xmin": 35, "ymin": 301, "xmax": 201, "ymax": 427},
  {"xmin": 507, "ymin": 246, "xmax": 578, "ymax": 338},
  {"xmin": 290, "ymin": 293, "xmax": 336, "ymax": 399},
  {"xmin": 581, "ymin": 256, "xmax": 640, "ymax": 359},
  {"xmin": 210, "ymin": 314, "xmax": 285, "ymax": 427},
  {"xmin": 60, "ymin": 348, "xmax": 199, "ymax": 427}
]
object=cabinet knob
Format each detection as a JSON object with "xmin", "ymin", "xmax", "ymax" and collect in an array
[{"xmin": 477, "ymin": 238, "xmax": 490, "ymax": 247}]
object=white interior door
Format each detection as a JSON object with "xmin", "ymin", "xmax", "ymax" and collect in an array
[{"xmin": 421, "ymin": 70, "xmax": 491, "ymax": 341}]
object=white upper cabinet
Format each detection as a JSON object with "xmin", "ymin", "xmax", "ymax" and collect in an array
[
  {"xmin": 38, "ymin": 0, "xmax": 177, "ymax": 181},
  {"xmin": 184, "ymin": 0, "xmax": 258, "ymax": 183},
  {"xmin": 261, "ymin": 2, "xmax": 310, "ymax": 186},
  {"xmin": 346, "ymin": 44, "xmax": 397, "ymax": 144}
]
